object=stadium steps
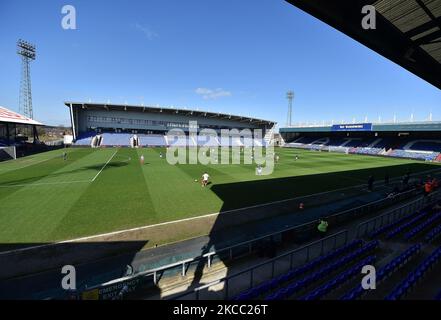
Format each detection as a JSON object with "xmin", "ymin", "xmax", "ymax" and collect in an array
[{"xmin": 264, "ymin": 125, "xmax": 275, "ymax": 145}]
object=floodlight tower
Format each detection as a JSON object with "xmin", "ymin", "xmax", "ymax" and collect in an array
[
  {"xmin": 17, "ymin": 39, "xmax": 36, "ymax": 119},
  {"xmin": 286, "ymin": 91, "xmax": 294, "ymax": 126}
]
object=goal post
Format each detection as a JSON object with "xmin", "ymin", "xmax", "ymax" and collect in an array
[{"xmin": 0, "ymin": 146, "xmax": 17, "ymax": 161}]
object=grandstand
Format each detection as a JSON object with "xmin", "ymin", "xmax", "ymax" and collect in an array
[
  {"xmin": 66, "ymin": 102, "xmax": 276, "ymax": 148},
  {"xmin": 280, "ymin": 121, "xmax": 441, "ymax": 162}
]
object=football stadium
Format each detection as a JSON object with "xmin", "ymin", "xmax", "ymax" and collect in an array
[{"xmin": 1, "ymin": 0, "xmax": 441, "ymax": 305}]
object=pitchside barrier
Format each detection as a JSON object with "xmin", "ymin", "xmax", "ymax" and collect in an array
[
  {"xmin": 0, "ymin": 146, "xmax": 16, "ymax": 161},
  {"xmin": 77, "ymin": 187, "xmax": 428, "ymax": 300}
]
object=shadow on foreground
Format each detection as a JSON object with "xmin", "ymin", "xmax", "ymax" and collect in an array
[
  {"xmin": 0, "ymin": 240, "xmax": 161, "ymax": 300},
  {"xmin": 1, "ymin": 162, "xmax": 439, "ymax": 300},
  {"xmin": 177, "ymin": 162, "xmax": 438, "ymax": 299}
]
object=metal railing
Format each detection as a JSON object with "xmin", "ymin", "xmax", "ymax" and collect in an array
[
  {"xmin": 143, "ymin": 188, "xmax": 419, "ymax": 285},
  {"xmin": 79, "ymin": 186, "xmax": 425, "ymax": 298},
  {"xmin": 171, "ymin": 230, "xmax": 348, "ymax": 300},
  {"xmin": 356, "ymin": 190, "xmax": 441, "ymax": 238}
]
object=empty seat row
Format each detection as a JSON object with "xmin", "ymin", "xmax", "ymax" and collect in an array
[
  {"xmin": 74, "ymin": 132, "xmax": 96, "ymax": 146},
  {"xmin": 369, "ymin": 211, "xmax": 421, "ymax": 239},
  {"xmin": 100, "ymin": 133, "xmax": 132, "ymax": 146},
  {"xmin": 350, "ymin": 147, "xmax": 382, "ymax": 156},
  {"xmin": 264, "ymin": 241, "xmax": 379, "ymax": 300},
  {"xmin": 404, "ymin": 212, "xmax": 441, "ymax": 240},
  {"xmin": 231, "ymin": 240, "xmax": 363, "ymax": 301},
  {"xmin": 389, "ymin": 150, "xmax": 439, "ymax": 161},
  {"xmin": 425, "ymin": 224, "xmax": 441, "ymax": 244},
  {"xmin": 138, "ymin": 135, "xmax": 166, "ymax": 146},
  {"xmin": 386, "ymin": 211, "xmax": 431, "ymax": 240},
  {"xmin": 340, "ymin": 244, "xmax": 421, "ymax": 300},
  {"xmin": 385, "ymin": 246, "xmax": 441, "ymax": 300},
  {"xmin": 300, "ymin": 256, "xmax": 376, "ymax": 300}
]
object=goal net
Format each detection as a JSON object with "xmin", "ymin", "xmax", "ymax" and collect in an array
[{"xmin": 0, "ymin": 146, "xmax": 16, "ymax": 161}]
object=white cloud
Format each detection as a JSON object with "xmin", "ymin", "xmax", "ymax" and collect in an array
[
  {"xmin": 195, "ymin": 87, "xmax": 232, "ymax": 100},
  {"xmin": 133, "ymin": 23, "xmax": 158, "ymax": 40}
]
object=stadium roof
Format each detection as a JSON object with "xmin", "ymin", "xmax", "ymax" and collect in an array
[
  {"xmin": 0, "ymin": 106, "xmax": 43, "ymax": 126},
  {"xmin": 286, "ymin": 0, "xmax": 441, "ymax": 90},
  {"xmin": 64, "ymin": 101, "xmax": 276, "ymax": 126}
]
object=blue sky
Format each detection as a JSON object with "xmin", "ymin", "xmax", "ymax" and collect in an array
[{"xmin": 0, "ymin": 0, "xmax": 440, "ymax": 127}]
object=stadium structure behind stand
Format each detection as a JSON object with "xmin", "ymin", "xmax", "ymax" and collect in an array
[
  {"xmin": 66, "ymin": 101, "xmax": 277, "ymax": 148},
  {"xmin": 280, "ymin": 121, "xmax": 441, "ymax": 162},
  {"xmin": 0, "ymin": 106, "xmax": 45, "ymax": 160}
]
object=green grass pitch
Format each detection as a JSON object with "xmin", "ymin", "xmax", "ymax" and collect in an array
[{"xmin": 0, "ymin": 147, "xmax": 439, "ymax": 243}]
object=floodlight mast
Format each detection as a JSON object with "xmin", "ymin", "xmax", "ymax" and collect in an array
[
  {"xmin": 17, "ymin": 39, "xmax": 36, "ymax": 119},
  {"xmin": 286, "ymin": 91, "xmax": 294, "ymax": 127}
]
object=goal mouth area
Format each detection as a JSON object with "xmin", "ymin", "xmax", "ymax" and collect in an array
[{"xmin": 0, "ymin": 146, "xmax": 17, "ymax": 161}]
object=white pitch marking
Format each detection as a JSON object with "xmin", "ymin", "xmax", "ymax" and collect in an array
[
  {"xmin": 91, "ymin": 150, "xmax": 118, "ymax": 182},
  {"xmin": 0, "ymin": 156, "xmax": 55, "ymax": 172},
  {"xmin": 0, "ymin": 150, "xmax": 118, "ymax": 187},
  {"xmin": 0, "ymin": 177, "xmax": 414, "ymax": 255},
  {"xmin": 1, "ymin": 162, "xmax": 441, "ymax": 255},
  {"xmin": 0, "ymin": 180, "xmax": 91, "ymax": 188}
]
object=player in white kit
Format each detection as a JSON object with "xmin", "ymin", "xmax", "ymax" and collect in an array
[{"xmin": 202, "ymin": 172, "xmax": 210, "ymax": 187}]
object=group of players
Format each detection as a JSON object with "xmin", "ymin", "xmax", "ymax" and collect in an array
[
  {"xmin": 137, "ymin": 148, "xmax": 301, "ymax": 186},
  {"xmin": 139, "ymin": 151, "xmax": 211, "ymax": 187},
  {"xmin": 62, "ymin": 148, "xmax": 300, "ymax": 188}
]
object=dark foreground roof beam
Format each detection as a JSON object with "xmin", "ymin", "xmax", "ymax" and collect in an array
[{"xmin": 285, "ymin": 0, "xmax": 441, "ymax": 90}]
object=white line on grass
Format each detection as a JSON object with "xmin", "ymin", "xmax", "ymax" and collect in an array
[
  {"xmin": 2, "ymin": 163, "xmax": 441, "ymax": 255},
  {"xmin": 91, "ymin": 150, "xmax": 118, "ymax": 182},
  {"xmin": 0, "ymin": 180, "xmax": 91, "ymax": 188},
  {"xmin": 0, "ymin": 156, "xmax": 55, "ymax": 172},
  {"xmin": 0, "ymin": 176, "xmax": 418, "ymax": 255},
  {"xmin": 0, "ymin": 150, "xmax": 120, "ymax": 188}
]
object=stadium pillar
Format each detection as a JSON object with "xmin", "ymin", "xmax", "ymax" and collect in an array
[
  {"xmin": 32, "ymin": 125, "xmax": 39, "ymax": 143},
  {"xmin": 6, "ymin": 122, "xmax": 10, "ymax": 145}
]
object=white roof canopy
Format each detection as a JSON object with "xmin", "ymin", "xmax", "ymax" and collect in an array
[{"xmin": 0, "ymin": 106, "xmax": 43, "ymax": 126}]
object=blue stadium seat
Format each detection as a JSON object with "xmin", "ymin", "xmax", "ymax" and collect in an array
[
  {"xmin": 341, "ymin": 244, "xmax": 421, "ymax": 300},
  {"xmin": 231, "ymin": 240, "xmax": 363, "ymax": 300},
  {"xmin": 386, "ymin": 246, "xmax": 441, "ymax": 300}
]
